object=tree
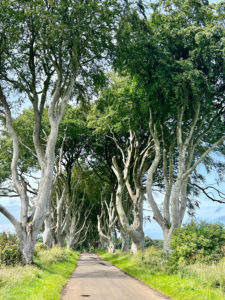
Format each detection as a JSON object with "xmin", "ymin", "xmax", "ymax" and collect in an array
[
  {"xmin": 114, "ymin": 0, "xmax": 225, "ymax": 251},
  {"xmin": 86, "ymin": 119, "xmax": 133, "ymax": 252},
  {"xmin": 52, "ymin": 165, "xmax": 94, "ymax": 249},
  {"xmin": 0, "ymin": 0, "xmax": 120, "ymax": 263},
  {"xmin": 97, "ymin": 188, "xmax": 117, "ymax": 253},
  {"xmin": 88, "ymin": 74, "xmax": 151, "ymax": 252}
]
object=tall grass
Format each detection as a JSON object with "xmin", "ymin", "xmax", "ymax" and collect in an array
[
  {"xmin": 0, "ymin": 246, "xmax": 79, "ymax": 300},
  {"xmin": 99, "ymin": 247, "xmax": 225, "ymax": 300},
  {"xmin": 184, "ymin": 259, "xmax": 225, "ymax": 291}
]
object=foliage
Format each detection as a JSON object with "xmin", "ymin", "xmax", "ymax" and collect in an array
[
  {"xmin": 0, "ymin": 232, "xmax": 23, "ymax": 266},
  {"xmin": 89, "ymin": 246, "xmax": 95, "ymax": 253},
  {"xmin": 169, "ymin": 221, "xmax": 225, "ymax": 269},
  {"xmin": 135, "ymin": 247, "xmax": 167, "ymax": 273},
  {"xmin": 184, "ymin": 259, "xmax": 225, "ymax": 292},
  {"xmin": 88, "ymin": 74, "xmax": 149, "ymax": 135},
  {"xmin": 34, "ymin": 246, "xmax": 75, "ymax": 265},
  {"xmin": 34, "ymin": 242, "xmax": 49, "ymax": 255},
  {"xmin": 99, "ymin": 248, "xmax": 225, "ymax": 300},
  {"xmin": 115, "ymin": 0, "xmax": 225, "ymax": 180},
  {"xmin": 0, "ymin": 247, "xmax": 79, "ymax": 300},
  {"xmin": 144, "ymin": 237, "xmax": 163, "ymax": 249},
  {"xmin": 0, "ymin": 0, "xmax": 121, "ymax": 99}
]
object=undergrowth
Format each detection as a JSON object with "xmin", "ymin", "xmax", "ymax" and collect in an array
[
  {"xmin": 99, "ymin": 247, "xmax": 225, "ymax": 300},
  {"xmin": 0, "ymin": 246, "xmax": 79, "ymax": 300}
]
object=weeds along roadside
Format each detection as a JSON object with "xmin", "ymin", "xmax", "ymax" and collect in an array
[
  {"xmin": 0, "ymin": 243, "xmax": 79, "ymax": 300},
  {"xmin": 99, "ymin": 247, "xmax": 225, "ymax": 300}
]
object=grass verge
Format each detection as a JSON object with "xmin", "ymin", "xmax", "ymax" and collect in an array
[
  {"xmin": 0, "ymin": 247, "xmax": 79, "ymax": 300},
  {"xmin": 98, "ymin": 248, "xmax": 225, "ymax": 300}
]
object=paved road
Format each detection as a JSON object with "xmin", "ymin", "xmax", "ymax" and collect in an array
[{"xmin": 61, "ymin": 253, "xmax": 171, "ymax": 300}]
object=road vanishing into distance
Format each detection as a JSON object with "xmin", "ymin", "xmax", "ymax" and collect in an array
[{"xmin": 61, "ymin": 254, "xmax": 171, "ymax": 300}]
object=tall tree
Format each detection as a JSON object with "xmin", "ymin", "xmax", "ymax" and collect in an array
[
  {"xmin": 115, "ymin": 0, "xmax": 225, "ymax": 251},
  {"xmin": 88, "ymin": 74, "xmax": 151, "ymax": 252},
  {"xmin": 97, "ymin": 187, "xmax": 118, "ymax": 253},
  {"xmin": 0, "ymin": 0, "xmax": 120, "ymax": 263}
]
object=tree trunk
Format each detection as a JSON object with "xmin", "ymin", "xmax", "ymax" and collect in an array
[
  {"xmin": 18, "ymin": 225, "xmax": 39, "ymax": 264},
  {"xmin": 66, "ymin": 235, "xmax": 74, "ymax": 249},
  {"xmin": 100, "ymin": 237, "xmax": 108, "ymax": 249},
  {"xmin": 43, "ymin": 214, "xmax": 53, "ymax": 248},
  {"xmin": 129, "ymin": 232, "xmax": 145, "ymax": 253},
  {"xmin": 162, "ymin": 227, "xmax": 173, "ymax": 253},
  {"xmin": 58, "ymin": 234, "xmax": 66, "ymax": 247},
  {"xmin": 121, "ymin": 229, "xmax": 129, "ymax": 252},
  {"xmin": 115, "ymin": 181, "xmax": 144, "ymax": 253},
  {"xmin": 108, "ymin": 239, "xmax": 115, "ymax": 253},
  {"xmin": 21, "ymin": 240, "xmax": 36, "ymax": 264},
  {"xmin": 130, "ymin": 241, "xmax": 138, "ymax": 253},
  {"xmin": 130, "ymin": 198, "xmax": 144, "ymax": 253}
]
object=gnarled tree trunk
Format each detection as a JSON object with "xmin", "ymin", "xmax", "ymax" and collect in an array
[
  {"xmin": 111, "ymin": 131, "xmax": 151, "ymax": 253},
  {"xmin": 43, "ymin": 210, "xmax": 53, "ymax": 248},
  {"xmin": 120, "ymin": 228, "xmax": 130, "ymax": 252},
  {"xmin": 97, "ymin": 193, "xmax": 117, "ymax": 253}
]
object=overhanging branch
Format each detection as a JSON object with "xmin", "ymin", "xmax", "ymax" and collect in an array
[{"xmin": 190, "ymin": 182, "xmax": 225, "ymax": 204}]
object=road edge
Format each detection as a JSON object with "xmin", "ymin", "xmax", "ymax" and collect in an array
[
  {"xmin": 96, "ymin": 253, "xmax": 173, "ymax": 300},
  {"xmin": 60, "ymin": 252, "xmax": 81, "ymax": 299}
]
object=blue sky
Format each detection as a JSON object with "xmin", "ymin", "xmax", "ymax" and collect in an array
[
  {"xmin": 144, "ymin": 164, "xmax": 225, "ymax": 239},
  {"xmin": 144, "ymin": 187, "xmax": 225, "ymax": 239}
]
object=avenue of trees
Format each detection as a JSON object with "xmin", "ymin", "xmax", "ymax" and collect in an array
[{"xmin": 0, "ymin": 0, "xmax": 224, "ymax": 263}]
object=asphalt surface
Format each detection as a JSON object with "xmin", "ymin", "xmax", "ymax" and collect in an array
[{"xmin": 61, "ymin": 253, "xmax": 171, "ymax": 300}]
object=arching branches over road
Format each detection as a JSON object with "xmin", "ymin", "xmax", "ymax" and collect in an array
[
  {"xmin": 0, "ymin": 0, "xmax": 121, "ymax": 263},
  {"xmin": 88, "ymin": 75, "xmax": 151, "ymax": 253},
  {"xmin": 114, "ymin": 0, "xmax": 225, "ymax": 251}
]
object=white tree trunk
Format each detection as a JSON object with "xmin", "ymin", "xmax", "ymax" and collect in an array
[
  {"xmin": 111, "ymin": 130, "xmax": 150, "ymax": 254},
  {"xmin": 162, "ymin": 227, "xmax": 173, "ymax": 253},
  {"xmin": 131, "ymin": 198, "xmax": 145, "ymax": 252},
  {"xmin": 17, "ymin": 225, "xmax": 39, "ymax": 264},
  {"xmin": 58, "ymin": 234, "xmax": 66, "ymax": 248},
  {"xmin": 66, "ymin": 235, "xmax": 74, "ymax": 249},
  {"xmin": 108, "ymin": 239, "xmax": 115, "ymax": 253},
  {"xmin": 114, "ymin": 178, "xmax": 144, "ymax": 253},
  {"xmin": 121, "ymin": 229, "xmax": 130, "ymax": 252},
  {"xmin": 43, "ymin": 214, "xmax": 53, "ymax": 248}
]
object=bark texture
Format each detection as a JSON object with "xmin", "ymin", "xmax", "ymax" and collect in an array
[
  {"xmin": 146, "ymin": 107, "xmax": 225, "ymax": 252},
  {"xmin": 111, "ymin": 130, "xmax": 151, "ymax": 253},
  {"xmin": 97, "ymin": 193, "xmax": 117, "ymax": 253}
]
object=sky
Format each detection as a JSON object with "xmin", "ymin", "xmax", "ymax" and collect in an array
[
  {"xmin": 145, "ymin": 164, "xmax": 225, "ymax": 239},
  {"xmin": 0, "ymin": 0, "xmax": 224, "ymax": 239}
]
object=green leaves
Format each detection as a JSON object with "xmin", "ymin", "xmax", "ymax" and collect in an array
[
  {"xmin": 0, "ymin": 0, "xmax": 122, "ymax": 101},
  {"xmin": 87, "ymin": 73, "xmax": 149, "ymax": 135},
  {"xmin": 169, "ymin": 221, "xmax": 225, "ymax": 269}
]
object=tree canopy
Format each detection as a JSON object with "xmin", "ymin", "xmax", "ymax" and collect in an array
[{"xmin": 0, "ymin": 0, "xmax": 224, "ymax": 261}]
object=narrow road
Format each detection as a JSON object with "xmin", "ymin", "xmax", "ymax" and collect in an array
[{"xmin": 61, "ymin": 254, "xmax": 171, "ymax": 300}]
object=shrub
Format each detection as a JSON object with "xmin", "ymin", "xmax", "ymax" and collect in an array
[
  {"xmin": 144, "ymin": 237, "xmax": 163, "ymax": 249},
  {"xmin": 34, "ymin": 242, "xmax": 49, "ymax": 256},
  {"xmin": 89, "ymin": 246, "xmax": 95, "ymax": 253},
  {"xmin": 135, "ymin": 246, "xmax": 167, "ymax": 273},
  {"xmin": 0, "ymin": 232, "xmax": 23, "ymax": 266},
  {"xmin": 34, "ymin": 247, "xmax": 73, "ymax": 265},
  {"xmin": 169, "ymin": 221, "xmax": 225, "ymax": 270}
]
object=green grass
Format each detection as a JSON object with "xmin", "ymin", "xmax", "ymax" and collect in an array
[
  {"xmin": 98, "ymin": 247, "xmax": 225, "ymax": 300},
  {"xmin": 0, "ymin": 247, "xmax": 79, "ymax": 300}
]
